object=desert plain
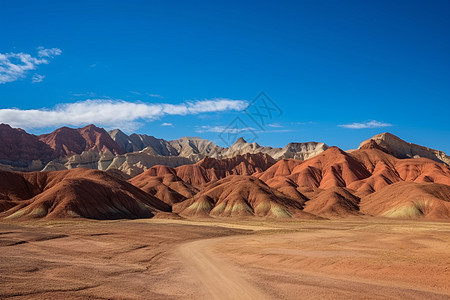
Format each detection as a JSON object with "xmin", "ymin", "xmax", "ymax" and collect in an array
[{"xmin": 1, "ymin": 218, "xmax": 449, "ymax": 300}]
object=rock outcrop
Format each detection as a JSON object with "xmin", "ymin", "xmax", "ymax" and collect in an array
[
  {"xmin": 218, "ymin": 137, "xmax": 328, "ymax": 160},
  {"xmin": 358, "ymin": 132, "xmax": 450, "ymax": 166}
]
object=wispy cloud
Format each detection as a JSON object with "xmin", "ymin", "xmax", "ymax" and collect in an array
[
  {"xmin": 196, "ymin": 125, "xmax": 256, "ymax": 134},
  {"xmin": 0, "ymin": 98, "xmax": 248, "ymax": 131},
  {"xmin": 70, "ymin": 91, "xmax": 100, "ymax": 98},
  {"xmin": 161, "ymin": 122, "xmax": 173, "ymax": 127},
  {"xmin": 147, "ymin": 93, "xmax": 163, "ymax": 99},
  {"xmin": 259, "ymin": 129, "xmax": 294, "ymax": 133},
  {"xmin": 37, "ymin": 47, "xmax": 62, "ymax": 58},
  {"xmin": 338, "ymin": 120, "xmax": 392, "ymax": 129},
  {"xmin": 267, "ymin": 123, "xmax": 283, "ymax": 128},
  {"xmin": 197, "ymin": 124, "xmax": 294, "ymax": 134},
  {"xmin": 0, "ymin": 47, "xmax": 61, "ymax": 84},
  {"xmin": 292, "ymin": 121, "xmax": 316, "ymax": 125},
  {"xmin": 130, "ymin": 91, "xmax": 164, "ymax": 99},
  {"xmin": 31, "ymin": 74, "xmax": 45, "ymax": 83}
]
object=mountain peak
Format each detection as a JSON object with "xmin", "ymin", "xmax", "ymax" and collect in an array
[
  {"xmin": 109, "ymin": 128, "xmax": 128, "ymax": 138},
  {"xmin": 80, "ymin": 124, "xmax": 104, "ymax": 132},
  {"xmin": 359, "ymin": 132, "xmax": 450, "ymax": 165},
  {"xmin": 233, "ymin": 137, "xmax": 247, "ymax": 145}
]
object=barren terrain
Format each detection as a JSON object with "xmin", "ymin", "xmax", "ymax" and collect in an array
[{"xmin": 1, "ymin": 218, "xmax": 449, "ymax": 299}]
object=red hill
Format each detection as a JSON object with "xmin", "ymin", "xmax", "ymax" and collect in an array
[
  {"xmin": 172, "ymin": 175, "xmax": 316, "ymax": 219},
  {"xmin": 129, "ymin": 165, "xmax": 198, "ymax": 205},
  {"xmin": 39, "ymin": 124, "xmax": 125, "ymax": 157},
  {"xmin": 175, "ymin": 153, "xmax": 276, "ymax": 186},
  {"xmin": 0, "ymin": 168, "xmax": 170, "ymax": 219},
  {"xmin": 360, "ymin": 182, "xmax": 450, "ymax": 220},
  {"xmin": 0, "ymin": 124, "xmax": 54, "ymax": 163}
]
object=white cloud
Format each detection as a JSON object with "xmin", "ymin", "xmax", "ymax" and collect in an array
[
  {"xmin": 147, "ymin": 93, "xmax": 163, "ymax": 98},
  {"xmin": 37, "ymin": 47, "xmax": 62, "ymax": 58},
  {"xmin": 0, "ymin": 98, "xmax": 248, "ymax": 130},
  {"xmin": 130, "ymin": 91, "xmax": 163, "ymax": 98},
  {"xmin": 197, "ymin": 125, "xmax": 256, "ymax": 134},
  {"xmin": 339, "ymin": 120, "xmax": 392, "ymax": 129},
  {"xmin": 161, "ymin": 122, "xmax": 173, "ymax": 127},
  {"xmin": 197, "ymin": 123, "xmax": 294, "ymax": 134},
  {"xmin": 71, "ymin": 92, "xmax": 99, "ymax": 97},
  {"xmin": 0, "ymin": 47, "xmax": 61, "ymax": 84},
  {"xmin": 31, "ymin": 74, "xmax": 45, "ymax": 83},
  {"xmin": 258, "ymin": 129, "xmax": 294, "ymax": 133},
  {"xmin": 267, "ymin": 123, "xmax": 283, "ymax": 128}
]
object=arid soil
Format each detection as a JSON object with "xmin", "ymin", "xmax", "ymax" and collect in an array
[{"xmin": 1, "ymin": 218, "xmax": 449, "ymax": 299}]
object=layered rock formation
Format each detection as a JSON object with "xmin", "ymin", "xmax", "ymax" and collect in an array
[
  {"xmin": 0, "ymin": 124, "xmax": 54, "ymax": 170},
  {"xmin": 218, "ymin": 137, "xmax": 329, "ymax": 160},
  {"xmin": 109, "ymin": 129, "xmax": 180, "ymax": 155},
  {"xmin": 109, "ymin": 129, "xmax": 221, "ymax": 158},
  {"xmin": 359, "ymin": 182, "xmax": 450, "ymax": 219},
  {"xmin": 40, "ymin": 124, "xmax": 124, "ymax": 157},
  {"xmin": 0, "ymin": 124, "xmax": 329, "ymax": 175},
  {"xmin": 0, "ymin": 168, "xmax": 170, "ymax": 220},
  {"xmin": 359, "ymin": 132, "xmax": 450, "ymax": 166},
  {"xmin": 176, "ymin": 153, "xmax": 276, "ymax": 186},
  {"xmin": 129, "ymin": 146, "xmax": 450, "ymax": 220},
  {"xmin": 172, "ymin": 175, "xmax": 315, "ymax": 218},
  {"xmin": 129, "ymin": 165, "xmax": 198, "ymax": 205},
  {"xmin": 130, "ymin": 153, "xmax": 275, "ymax": 188},
  {"xmin": 1, "ymin": 123, "xmax": 450, "ymax": 221},
  {"xmin": 1, "ymin": 140, "xmax": 450, "ymax": 220},
  {"xmin": 251, "ymin": 147, "xmax": 450, "ymax": 220},
  {"xmin": 108, "ymin": 131, "xmax": 328, "ymax": 161}
]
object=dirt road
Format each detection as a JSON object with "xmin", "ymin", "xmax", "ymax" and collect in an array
[
  {"xmin": 175, "ymin": 220, "xmax": 450, "ymax": 299},
  {"xmin": 177, "ymin": 237, "xmax": 269, "ymax": 300}
]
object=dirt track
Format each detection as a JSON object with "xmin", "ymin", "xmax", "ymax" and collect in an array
[
  {"xmin": 178, "ymin": 237, "xmax": 269, "ymax": 300},
  {"xmin": 174, "ymin": 219, "xmax": 450, "ymax": 299}
]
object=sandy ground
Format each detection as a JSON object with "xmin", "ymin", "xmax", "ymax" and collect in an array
[{"xmin": 0, "ymin": 218, "xmax": 449, "ymax": 299}]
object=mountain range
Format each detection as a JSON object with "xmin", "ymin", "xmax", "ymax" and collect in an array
[
  {"xmin": 1, "ymin": 123, "xmax": 450, "ymax": 221},
  {"xmin": 2, "ymin": 123, "xmax": 448, "ymax": 175},
  {"xmin": 0, "ymin": 124, "xmax": 328, "ymax": 175}
]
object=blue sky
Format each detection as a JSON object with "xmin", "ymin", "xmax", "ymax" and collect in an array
[{"xmin": 0, "ymin": 0, "xmax": 449, "ymax": 151}]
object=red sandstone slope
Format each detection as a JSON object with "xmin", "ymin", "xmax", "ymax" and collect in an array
[
  {"xmin": 289, "ymin": 147, "xmax": 372, "ymax": 190},
  {"xmin": 129, "ymin": 154, "xmax": 275, "ymax": 205},
  {"xmin": 0, "ymin": 169, "xmax": 170, "ymax": 219},
  {"xmin": 129, "ymin": 165, "xmax": 198, "ymax": 205},
  {"xmin": 125, "ymin": 145, "xmax": 450, "ymax": 220},
  {"xmin": 252, "ymin": 146, "xmax": 450, "ymax": 219},
  {"xmin": 175, "ymin": 153, "xmax": 276, "ymax": 186},
  {"xmin": 359, "ymin": 182, "xmax": 450, "ymax": 220},
  {"xmin": 256, "ymin": 159, "xmax": 303, "ymax": 183},
  {"xmin": 349, "ymin": 148, "xmax": 450, "ymax": 195},
  {"xmin": 255, "ymin": 147, "xmax": 372, "ymax": 193},
  {"xmin": 39, "ymin": 124, "xmax": 124, "ymax": 157},
  {"xmin": 0, "ymin": 124, "xmax": 54, "ymax": 162},
  {"xmin": 2, "ymin": 126, "xmax": 450, "ymax": 220},
  {"xmin": 303, "ymin": 187, "xmax": 360, "ymax": 217},
  {"xmin": 358, "ymin": 132, "xmax": 450, "ymax": 165},
  {"xmin": 172, "ymin": 175, "xmax": 316, "ymax": 219},
  {"xmin": 257, "ymin": 147, "xmax": 450, "ymax": 193}
]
